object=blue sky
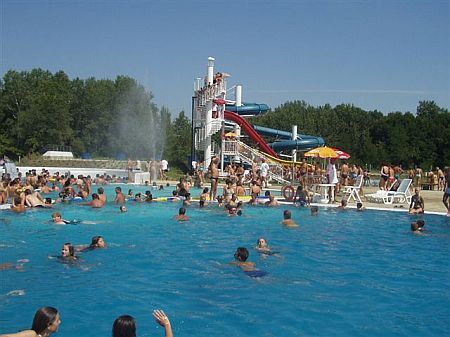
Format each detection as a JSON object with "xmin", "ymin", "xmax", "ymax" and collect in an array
[{"xmin": 1, "ymin": 0, "xmax": 449, "ymax": 115}]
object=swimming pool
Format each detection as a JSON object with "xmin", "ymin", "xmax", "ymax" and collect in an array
[{"xmin": 1, "ymin": 185, "xmax": 449, "ymax": 337}]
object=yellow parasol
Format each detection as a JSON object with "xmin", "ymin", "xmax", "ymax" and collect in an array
[
  {"xmin": 304, "ymin": 146, "xmax": 338, "ymax": 159},
  {"xmin": 224, "ymin": 132, "xmax": 239, "ymax": 137}
]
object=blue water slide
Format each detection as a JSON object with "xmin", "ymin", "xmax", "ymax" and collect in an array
[
  {"xmin": 225, "ymin": 103, "xmax": 269, "ymax": 115},
  {"xmin": 253, "ymin": 125, "xmax": 325, "ymax": 151}
]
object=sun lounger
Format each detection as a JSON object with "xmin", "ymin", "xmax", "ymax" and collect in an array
[
  {"xmin": 343, "ymin": 175, "xmax": 363, "ymax": 203},
  {"xmin": 381, "ymin": 179, "xmax": 413, "ymax": 205}
]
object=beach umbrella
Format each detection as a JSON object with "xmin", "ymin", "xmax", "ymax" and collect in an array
[
  {"xmin": 331, "ymin": 147, "xmax": 351, "ymax": 159},
  {"xmin": 304, "ymin": 146, "xmax": 338, "ymax": 159}
]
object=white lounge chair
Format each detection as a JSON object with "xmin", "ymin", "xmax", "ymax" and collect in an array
[
  {"xmin": 381, "ymin": 179, "xmax": 413, "ymax": 205},
  {"xmin": 365, "ymin": 190, "xmax": 388, "ymax": 203},
  {"xmin": 343, "ymin": 175, "xmax": 363, "ymax": 203}
]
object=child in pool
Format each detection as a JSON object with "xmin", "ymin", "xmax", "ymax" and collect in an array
[{"xmin": 230, "ymin": 247, "xmax": 255, "ymax": 271}]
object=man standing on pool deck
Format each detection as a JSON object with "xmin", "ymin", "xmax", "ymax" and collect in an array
[
  {"xmin": 208, "ymin": 156, "xmax": 219, "ymax": 200},
  {"xmin": 259, "ymin": 158, "xmax": 270, "ymax": 188},
  {"xmin": 160, "ymin": 159, "xmax": 168, "ymax": 180},
  {"xmin": 326, "ymin": 158, "xmax": 338, "ymax": 203},
  {"xmin": 443, "ymin": 167, "xmax": 450, "ymax": 215}
]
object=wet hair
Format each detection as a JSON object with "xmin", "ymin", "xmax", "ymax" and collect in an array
[
  {"xmin": 356, "ymin": 202, "xmax": 363, "ymax": 209},
  {"xmin": 14, "ymin": 196, "xmax": 22, "ymax": 205},
  {"xmin": 64, "ymin": 243, "xmax": 75, "ymax": 257},
  {"xmin": 179, "ymin": 207, "xmax": 186, "ymax": 215},
  {"xmin": 115, "ymin": 186, "xmax": 122, "ymax": 192},
  {"xmin": 203, "ymin": 187, "xmax": 209, "ymax": 193},
  {"xmin": 112, "ymin": 315, "xmax": 136, "ymax": 337},
  {"xmin": 235, "ymin": 247, "xmax": 249, "ymax": 262},
  {"xmin": 31, "ymin": 306, "xmax": 59, "ymax": 335},
  {"xmin": 52, "ymin": 212, "xmax": 61, "ymax": 218},
  {"xmin": 45, "ymin": 198, "xmax": 52, "ymax": 204},
  {"xmin": 98, "ymin": 187, "xmax": 104, "ymax": 194},
  {"xmin": 283, "ymin": 209, "xmax": 292, "ymax": 219},
  {"xmin": 92, "ymin": 193, "xmax": 99, "ymax": 200},
  {"xmin": 199, "ymin": 200, "xmax": 205, "ymax": 208},
  {"xmin": 311, "ymin": 206, "xmax": 319, "ymax": 215},
  {"xmin": 264, "ymin": 191, "xmax": 271, "ymax": 197},
  {"xmin": 90, "ymin": 236, "xmax": 103, "ymax": 248},
  {"xmin": 237, "ymin": 210, "xmax": 242, "ymax": 216},
  {"xmin": 340, "ymin": 199, "xmax": 347, "ymax": 207},
  {"xmin": 411, "ymin": 222, "xmax": 419, "ymax": 231},
  {"xmin": 416, "ymin": 220, "xmax": 425, "ymax": 229}
]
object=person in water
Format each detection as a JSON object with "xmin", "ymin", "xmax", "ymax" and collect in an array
[
  {"xmin": 255, "ymin": 238, "xmax": 271, "ymax": 253},
  {"xmin": 311, "ymin": 206, "xmax": 319, "ymax": 216},
  {"xmin": 51, "ymin": 212, "xmax": 70, "ymax": 225},
  {"xmin": 0, "ymin": 306, "xmax": 61, "ymax": 337},
  {"xmin": 230, "ymin": 247, "xmax": 255, "ymax": 271},
  {"xmin": 112, "ymin": 310, "xmax": 173, "ymax": 337},
  {"xmin": 282, "ymin": 209, "xmax": 298, "ymax": 227},
  {"xmin": 175, "ymin": 207, "xmax": 189, "ymax": 221},
  {"xmin": 61, "ymin": 243, "xmax": 77, "ymax": 260},
  {"xmin": 356, "ymin": 202, "xmax": 366, "ymax": 212},
  {"xmin": 114, "ymin": 187, "xmax": 126, "ymax": 204},
  {"xmin": 78, "ymin": 236, "xmax": 106, "ymax": 252},
  {"xmin": 119, "ymin": 205, "xmax": 127, "ymax": 212}
]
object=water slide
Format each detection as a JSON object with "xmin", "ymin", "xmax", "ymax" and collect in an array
[
  {"xmin": 225, "ymin": 103, "xmax": 269, "ymax": 116},
  {"xmin": 224, "ymin": 110, "xmax": 279, "ymax": 158},
  {"xmin": 253, "ymin": 125, "xmax": 325, "ymax": 151}
]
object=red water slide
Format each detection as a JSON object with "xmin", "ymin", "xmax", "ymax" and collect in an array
[{"xmin": 224, "ymin": 110, "xmax": 279, "ymax": 158}]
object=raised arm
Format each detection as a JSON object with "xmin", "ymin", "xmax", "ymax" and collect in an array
[{"xmin": 153, "ymin": 310, "xmax": 173, "ymax": 337}]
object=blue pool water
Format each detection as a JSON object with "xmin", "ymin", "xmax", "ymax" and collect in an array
[{"xmin": 1, "ymin": 185, "xmax": 449, "ymax": 337}]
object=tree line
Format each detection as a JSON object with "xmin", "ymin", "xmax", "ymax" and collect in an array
[
  {"xmin": 0, "ymin": 69, "xmax": 192, "ymax": 171},
  {"xmin": 1, "ymin": 69, "xmax": 448, "ymax": 171},
  {"xmin": 250, "ymin": 100, "xmax": 449, "ymax": 169}
]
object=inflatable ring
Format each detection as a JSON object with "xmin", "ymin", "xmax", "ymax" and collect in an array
[{"xmin": 282, "ymin": 185, "xmax": 295, "ymax": 201}]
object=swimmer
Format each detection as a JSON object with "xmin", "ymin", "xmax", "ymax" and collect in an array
[
  {"xmin": 61, "ymin": 242, "xmax": 78, "ymax": 260},
  {"xmin": 175, "ymin": 207, "xmax": 189, "ymax": 221},
  {"xmin": 144, "ymin": 191, "xmax": 153, "ymax": 202},
  {"xmin": 112, "ymin": 310, "xmax": 173, "ymax": 337},
  {"xmin": 183, "ymin": 193, "xmax": 192, "ymax": 206},
  {"xmin": 114, "ymin": 187, "xmax": 126, "ymax": 204},
  {"xmin": 265, "ymin": 194, "xmax": 279, "ymax": 206},
  {"xmin": 78, "ymin": 236, "xmax": 106, "ymax": 252},
  {"xmin": 230, "ymin": 247, "xmax": 256, "ymax": 271},
  {"xmin": 255, "ymin": 238, "xmax": 271, "ymax": 253},
  {"xmin": 0, "ymin": 306, "xmax": 61, "ymax": 337},
  {"xmin": 51, "ymin": 212, "xmax": 70, "ymax": 225},
  {"xmin": 356, "ymin": 202, "xmax": 366, "ymax": 212},
  {"xmin": 282, "ymin": 209, "xmax": 298, "ymax": 227},
  {"xmin": 311, "ymin": 206, "xmax": 319, "ymax": 216},
  {"xmin": 119, "ymin": 205, "xmax": 127, "ymax": 212},
  {"xmin": 411, "ymin": 222, "xmax": 423, "ymax": 234},
  {"xmin": 97, "ymin": 187, "xmax": 107, "ymax": 204},
  {"xmin": 337, "ymin": 199, "xmax": 347, "ymax": 209},
  {"xmin": 11, "ymin": 196, "xmax": 26, "ymax": 213}
]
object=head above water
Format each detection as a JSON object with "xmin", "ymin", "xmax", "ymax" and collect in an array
[
  {"xmin": 283, "ymin": 209, "xmax": 292, "ymax": 220},
  {"xmin": 112, "ymin": 314, "xmax": 136, "ymax": 337},
  {"xmin": 31, "ymin": 306, "xmax": 60, "ymax": 336},
  {"xmin": 234, "ymin": 247, "xmax": 249, "ymax": 262}
]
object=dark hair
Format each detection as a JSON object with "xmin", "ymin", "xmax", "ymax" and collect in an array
[
  {"xmin": 235, "ymin": 247, "xmax": 249, "ymax": 262},
  {"xmin": 98, "ymin": 187, "xmax": 104, "ymax": 194},
  {"xmin": 416, "ymin": 220, "xmax": 425, "ymax": 228},
  {"xmin": 283, "ymin": 209, "xmax": 292, "ymax": 219},
  {"xmin": 203, "ymin": 187, "xmax": 209, "ymax": 193},
  {"xmin": 90, "ymin": 236, "xmax": 103, "ymax": 248},
  {"xmin": 31, "ymin": 306, "xmax": 59, "ymax": 335},
  {"xmin": 112, "ymin": 315, "xmax": 136, "ymax": 337},
  {"xmin": 264, "ymin": 191, "xmax": 271, "ymax": 197},
  {"xmin": 115, "ymin": 186, "xmax": 122, "ymax": 192},
  {"xmin": 64, "ymin": 242, "xmax": 75, "ymax": 257},
  {"xmin": 356, "ymin": 202, "xmax": 363, "ymax": 209},
  {"xmin": 179, "ymin": 207, "xmax": 186, "ymax": 215},
  {"xmin": 92, "ymin": 193, "xmax": 99, "ymax": 200}
]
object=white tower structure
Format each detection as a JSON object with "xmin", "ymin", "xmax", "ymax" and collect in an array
[{"xmin": 193, "ymin": 57, "xmax": 226, "ymax": 168}]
